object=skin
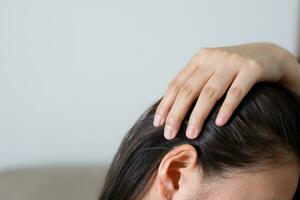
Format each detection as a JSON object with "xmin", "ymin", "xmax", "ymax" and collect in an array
[
  {"xmin": 141, "ymin": 144, "xmax": 299, "ymax": 200},
  {"xmin": 153, "ymin": 42, "xmax": 300, "ymax": 140}
]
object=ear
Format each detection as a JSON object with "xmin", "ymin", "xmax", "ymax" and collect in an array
[{"xmin": 157, "ymin": 144, "xmax": 199, "ymax": 200}]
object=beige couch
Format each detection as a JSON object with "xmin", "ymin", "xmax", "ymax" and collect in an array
[{"xmin": 0, "ymin": 165, "xmax": 109, "ymax": 200}]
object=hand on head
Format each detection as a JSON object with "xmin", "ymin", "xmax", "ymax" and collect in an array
[{"xmin": 153, "ymin": 42, "xmax": 300, "ymax": 140}]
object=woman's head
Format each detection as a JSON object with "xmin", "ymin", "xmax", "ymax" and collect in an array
[{"xmin": 99, "ymin": 83, "xmax": 300, "ymax": 200}]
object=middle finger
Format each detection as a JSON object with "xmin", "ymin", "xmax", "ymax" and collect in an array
[{"xmin": 163, "ymin": 67, "xmax": 213, "ymax": 139}]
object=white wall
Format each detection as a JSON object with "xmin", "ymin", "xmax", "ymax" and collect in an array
[{"xmin": 0, "ymin": 0, "xmax": 299, "ymax": 170}]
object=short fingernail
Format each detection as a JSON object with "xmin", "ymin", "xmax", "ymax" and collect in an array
[
  {"xmin": 216, "ymin": 113, "xmax": 226, "ymax": 126},
  {"xmin": 164, "ymin": 124, "xmax": 174, "ymax": 140},
  {"xmin": 186, "ymin": 125, "xmax": 196, "ymax": 139},
  {"xmin": 187, "ymin": 125, "xmax": 199, "ymax": 139},
  {"xmin": 153, "ymin": 113, "xmax": 162, "ymax": 127}
]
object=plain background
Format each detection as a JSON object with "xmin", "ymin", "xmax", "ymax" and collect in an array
[{"xmin": 0, "ymin": 0, "xmax": 299, "ymax": 171}]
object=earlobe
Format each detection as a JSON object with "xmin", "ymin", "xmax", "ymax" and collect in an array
[{"xmin": 157, "ymin": 144, "xmax": 198, "ymax": 199}]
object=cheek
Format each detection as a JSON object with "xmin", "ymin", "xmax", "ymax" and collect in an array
[
  {"xmin": 271, "ymin": 164, "xmax": 299, "ymax": 199},
  {"xmin": 173, "ymin": 188, "xmax": 202, "ymax": 200},
  {"xmin": 174, "ymin": 175, "xmax": 205, "ymax": 200},
  {"xmin": 283, "ymin": 171, "xmax": 299, "ymax": 199}
]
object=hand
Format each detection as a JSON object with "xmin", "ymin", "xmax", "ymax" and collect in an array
[{"xmin": 153, "ymin": 42, "xmax": 300, "ymax": 140}]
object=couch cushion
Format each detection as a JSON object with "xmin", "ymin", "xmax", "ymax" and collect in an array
[{"xmin": 0, "ymin": 165, "xmax": 109, "ymax": 200}]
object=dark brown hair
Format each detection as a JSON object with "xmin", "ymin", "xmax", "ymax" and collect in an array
[{"xmin": 99, "ymin": 82, "xmax": 300, "ymax": 200}]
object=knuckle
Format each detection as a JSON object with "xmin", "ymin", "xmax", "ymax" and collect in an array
[
  {"xmin": 195, "ymin": 47, "xmax": 213, "ymax": 63},
  {"xmin": 165, "ymin": 114, "xmax": 178, "ymax": 126},
  {"xmin": 197, "ymin": 47, "xmax": 211, "ymax": 56},
  {"xmin": 201, "ymin": 85, "xmax": 218, "ymax": 100},
  {"xmin": 167, "ymin": 79, "xmax": 181, "ymax": 92},
  {"xmin": 245, "ymin": 58, "xmax": 264, "ymax": 82},
  {"xmin": 213, "ymin": 48, "xmax": 228, "ymax": 57},
  {"xmin": 229, "ymin": 53, "xmax": 241, "ymax": 61},
  {"xmin": 239, "ymin": 56, "xmax": 249, "ymax": 66},
  {"xmin": 247, "ymin": 58, "xmax": 262, "ymax": 72},
  {"xmin": 239, "ymin": 56, "xmax": 248, "ymax": 65},
  {"xmin": 228, "ymin": 86, "xmax": 243, "ymax": 98},
  {"xmin": 179, "ymin": 83, "xmax": 195, "ymax": 99}
]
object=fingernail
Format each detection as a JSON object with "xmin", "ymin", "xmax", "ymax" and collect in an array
[
  {"xmin": 153, "ymin": 113, "xmax": 162, "ymax": 127},
  {"xmin": 164, "ymin": 124, "xmax": 174, "ymax": 140},
  {"xmin": 216, "ymin": 113, "xmax": 226, "ymax": 126},
  {"xmin": 186, "ymin": 125, "xmax": 196, "ymax": 139}
]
